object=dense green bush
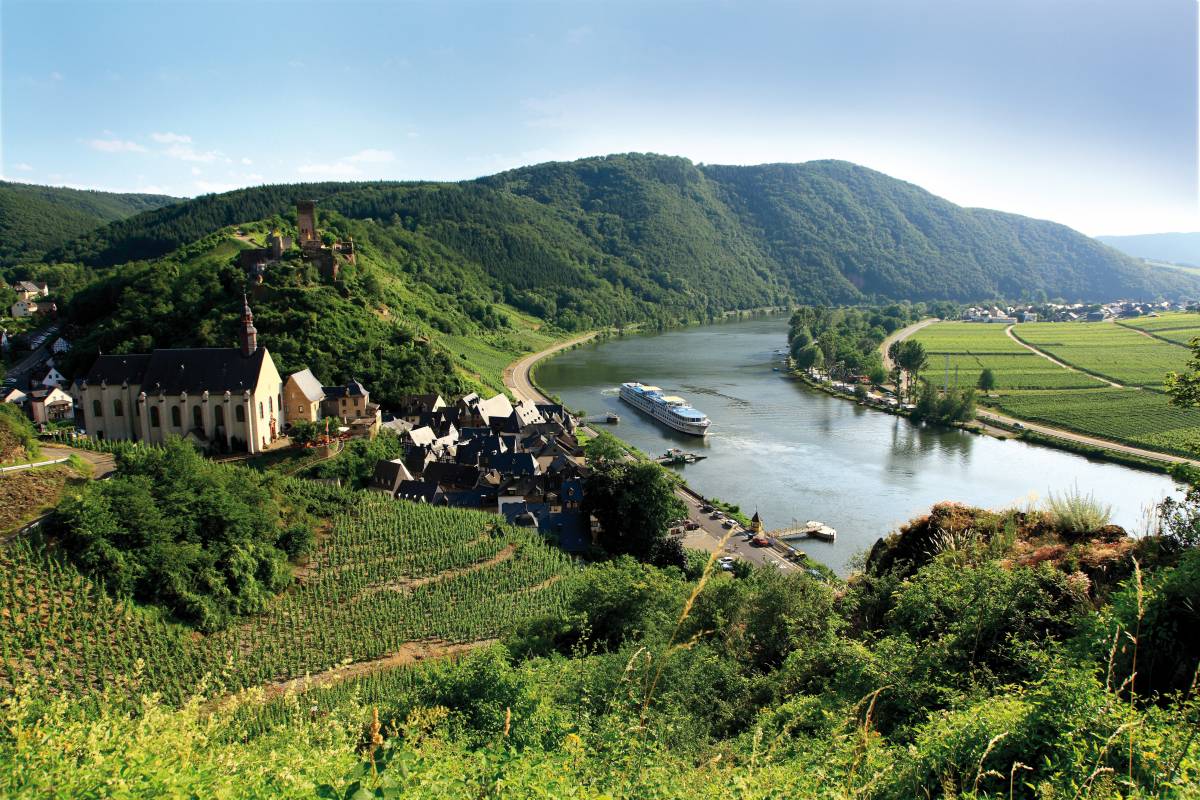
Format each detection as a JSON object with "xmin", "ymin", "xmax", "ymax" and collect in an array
[
  {"xmin": 48, "ymin": 438, "xmax": 309, "ymax": 631},
  {"xmin": 0, "ymin": 402, "xmax": 39, "ymax": 462}
]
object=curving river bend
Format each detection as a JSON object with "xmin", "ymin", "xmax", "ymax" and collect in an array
[{"xmin": 537, "ymin": 316, "xmax": 1181, "ymax": 574}]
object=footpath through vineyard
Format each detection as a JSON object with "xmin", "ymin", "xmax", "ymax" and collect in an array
[{"xmin": 0, "ymin": 481, "xmax": 573, "ymax": 706}]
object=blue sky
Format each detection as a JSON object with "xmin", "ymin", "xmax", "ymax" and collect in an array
[{"xmin": 1, "ymin": 0, "xmax": 1196, "ymax": 235}]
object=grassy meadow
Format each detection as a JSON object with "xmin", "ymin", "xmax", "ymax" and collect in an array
[{"xmin": 912, "ymin": 316, "xmax": 1200, "ymax": 456}]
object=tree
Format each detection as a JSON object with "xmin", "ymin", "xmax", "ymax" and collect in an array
[
  {"xmin": 584, "ymin": 430, "xmax": 626, "ymax": 464},
  {"xmin": 584, "ymin": 460, "xmax": 687, "ymax": 566},
  {"xmin": 897, "ymin": 340, "xmax": 929, "ymax": 403},
  {"xmin": 789, "ymin": 327, "xmax": 813, "ymax": 360},
  {"xmin": 977, "ymin": 368, "xmax": 996, "ymax": 392},
  {"xmin": 49, "ymin": 438, "xmax": 307, "ymax": 631},
  {"xmin": 1166, "ymin": 337, "xmax": 1200, "ymax": 408},
  {"xmin": 794, "ymin": 343, "xmax": 823, "ymax": 371}
]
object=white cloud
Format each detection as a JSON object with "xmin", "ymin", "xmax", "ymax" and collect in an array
[
  {"xmin": 297, "ymin": 161, "xmax": 363, "ymax": 177},
  {"xmin": 565, "ymin": 26, "xmax": 592, "ymax": 45},
  {"xmin": 194, "ymin": 179, "xmax": 237, "ymax": 194},
  {"xmin": 88, "ymin": 138, "xmax": 147, "ymax": 153},
  {"xmin": 151, "ymin": 131, "xmax": 192, "ymax": 144},
  {"xmin": 191, "ymin": 166, "xmax": 203, "ymax": 176},
  {"xmin": 164, "ymin": 143, "xmax": 226, "ymax": 163},
  {"xmin": 345, "ymin": 148, "xmax": 395, "ymax": 164},
  {"xmin": 241, "ymin": 157, "xmax": 253, "ymax": 165},
  {"xmin": 297, "ymin": 148, "xmax": 397, "ymax": 178},
  {"xmin": 49, "ymin": 71, "xmax": 63, "ymax": 81},
  {"xmin": 12, "ymin": 163, "xmax": 33, "ymax": 171}
]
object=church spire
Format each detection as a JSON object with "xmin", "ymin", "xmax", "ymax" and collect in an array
[{"xmin": 240, "ymin": 293, "xmax": 258, "ymax": 357}]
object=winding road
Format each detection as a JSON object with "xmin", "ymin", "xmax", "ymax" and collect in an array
[{"xmin": 504, "ymin": 332, "xmax": 598, "ymax": 404}]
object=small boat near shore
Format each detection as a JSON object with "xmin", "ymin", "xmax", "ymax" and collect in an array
[
  {"xmin": 803, "ymin": 520, "xmax": 837, "ymax": 541},
  {"xmin": 777, "ymin": 520, "xmax": 837, "ymax": 542}
]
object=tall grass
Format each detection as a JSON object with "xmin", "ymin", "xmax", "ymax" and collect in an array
[{"xmin": 1044, "ymin": 485, "xmax": 1112, "ymax": 534}]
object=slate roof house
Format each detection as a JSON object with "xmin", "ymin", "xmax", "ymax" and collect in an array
[
  {"xmin": 370, "ymin": 458, "xmax": 415, "ymax": 495},
  {"xmin": 76, "ymin": 297, "xmax": 284, "ymax": 453}
]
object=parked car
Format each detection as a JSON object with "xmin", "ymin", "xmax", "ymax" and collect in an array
[
  {"xmin": 710, "ymin": 511, "xmax": 723, "ymax": 520},
  {"xmin": 699, "ymin": 505, "xmax": 713, "ymax": 513},
  {"xmin": 685, "ymin": 521, "xmax": 700, "ymax": 531},
  {"xmin": 722, "ymin": 519, "xmax": 736, "ymax": 529}
]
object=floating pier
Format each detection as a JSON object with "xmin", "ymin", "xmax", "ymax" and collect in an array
[{"xmin": 655, "ymin": 447, "xmax": 708, "ymax": 465}]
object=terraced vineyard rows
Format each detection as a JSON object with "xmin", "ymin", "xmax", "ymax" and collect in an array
[
  {"xmin": 0, "ymin": 482, "xmax": 573, "ymax": 705},
  {"xmin": 910, "ymin": 319, "xmax": 1200, "ymax": 458}
]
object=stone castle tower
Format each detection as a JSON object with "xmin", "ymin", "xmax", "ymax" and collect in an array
[{"xmin": 297, "ymin": 200, "xmax": 318, "ymax": 246}]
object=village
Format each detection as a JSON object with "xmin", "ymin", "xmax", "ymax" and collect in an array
[
  {"xmin": 958, "ymin": 298, "xmax": 1188, "ymax": 324},
  {"xmin": 0, "ymin": 203, "xmax": 601, "ymax": 556}
]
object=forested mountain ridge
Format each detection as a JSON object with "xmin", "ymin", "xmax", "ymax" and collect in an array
[
  {"xmin": 34, "ymin": 154, "xmax": 1192, "ymax": 310},
  {"xmin": 10, "ymin": 154, "xmax": 1196, "ymax": 402},
  {"xmin": 0, "ymin": 180, "xmax": 177, "ymax": 265}
]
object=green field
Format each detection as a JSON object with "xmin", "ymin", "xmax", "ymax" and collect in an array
[
  {"xmin": 913, "ymin": 322, "xmax": 1107, "ymax": 391},
  {"xmin": 993, "ymin": 388, "xmax": 1200, "ymax": 455},
  {"xmin": 0, "ymin": 481, "xmax": 572, "ymax": 704},
  {"xmin": 911, "ymin": 320, "xmax": 1200, "ymax": 457},
  {"xmin": 1011, "ymin": 321, "xmax": 1189, "ymax": 389},
  {"xmin": 1116, "ymin": 311, "xmax": 1200, "ymax": 347}
]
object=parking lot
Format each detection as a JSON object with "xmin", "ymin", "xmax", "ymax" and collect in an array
[{"xmin": 675, "ymin": 490, "xmax": 797, "ymax": 572}]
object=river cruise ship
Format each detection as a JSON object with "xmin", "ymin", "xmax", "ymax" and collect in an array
[{"xmin": 618, "ymin": 382, "xmax": 711, "ymax": 436}]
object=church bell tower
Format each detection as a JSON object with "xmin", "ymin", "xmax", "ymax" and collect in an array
[{"xmin": 240, "ymin": 294, "xmax": 258, "ymax": 357}]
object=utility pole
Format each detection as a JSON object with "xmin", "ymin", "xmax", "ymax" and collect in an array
[{"xmin": 944, "ymin": 353, "xmax": 949, "ymax": 392}]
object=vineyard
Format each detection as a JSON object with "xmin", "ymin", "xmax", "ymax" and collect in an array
[
  {"xmin": 993, "ymin": 387, "xmax": 1200, "ymax": 456},
  {"xmin": 911, "ymin": 322, "xmax": 1106, "ymax": 390},
  {"xmin": 909, "ymin": 320, "xmax": 1200, "ymax": 457},
  {"xmin": 1116, "ymin": 311, "xmax": 1200, "ymax": 346},
  {"xmin": 0, "ymin": 481, "xmax": 573, "ymax": 706},
  {"xmin": 1010, "ymin": 321, "xmax": 1188, "ymax": 388}
]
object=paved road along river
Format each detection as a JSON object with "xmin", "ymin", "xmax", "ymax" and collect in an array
[{"xmin": 536, "ymin": 316, "xmax": 1181, "ymax": 574}]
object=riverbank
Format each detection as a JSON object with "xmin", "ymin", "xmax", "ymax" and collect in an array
[
  {"xmin": 503, "ymin": 328, "xmax": 819, "ymax": 575},
  {"xmin": 878, "ymin": 320, "xmax": 1199, "ymax": 474},
  {"xmin": 534, "ymin": 316, "xmax": 1181, "ymax": 573},
  {"xmin": 791, "ymin": 364, "xmax": 1184, "ymax": 475}
]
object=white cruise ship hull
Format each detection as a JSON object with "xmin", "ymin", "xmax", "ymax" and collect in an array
[{"xmin": 619, "ymin": 384, "xmax": 710, "ymax": 436}]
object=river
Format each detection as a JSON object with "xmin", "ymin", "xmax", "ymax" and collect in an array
[{"xmin": 537, "ymin": 316, "xmax": 1181, "ymax": 574}]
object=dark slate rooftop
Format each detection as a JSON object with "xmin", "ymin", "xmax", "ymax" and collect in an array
[
  {"xmin": 323, "ymin": 379, "xmax": 367, "ymax": 398},
  {"xmin": 140, "ymin": 348, "xmax": 269, "ymax": 395},
  {"xmin": 85, "ymin": 354, "xmax": 153, "ymax": 387}
]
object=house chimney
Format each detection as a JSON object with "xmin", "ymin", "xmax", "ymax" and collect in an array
[{"xmin": 240, "ymin": 293, "xmax": 258, "ymax": 357}]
